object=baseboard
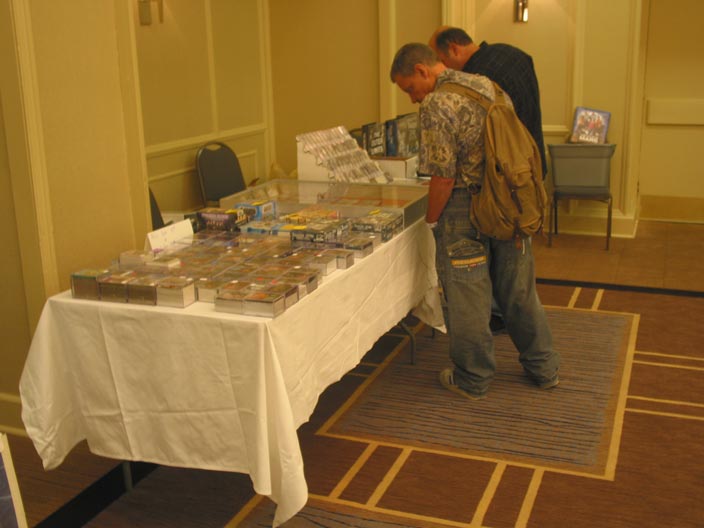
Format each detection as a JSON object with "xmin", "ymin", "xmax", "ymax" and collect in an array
[
  {"xmin": 0, "ymin": 394, "xmax": 25, "ymax": 435},
  {"xmin": 640, "ymin": 195, "xmax": 704, "ymax": 223},
  {"xmin": 550, "ymin": 206, "xmax": 637, "ymax": 238}
]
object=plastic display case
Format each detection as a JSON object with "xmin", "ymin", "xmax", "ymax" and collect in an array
[{"xmin": 219, "ymin": 179, "xmax": 429, "ymax": 229}]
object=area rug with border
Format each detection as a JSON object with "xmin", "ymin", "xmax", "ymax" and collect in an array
[{"xmin": 319, "ymin": 307, "xmax": 637, "ymax": 477}]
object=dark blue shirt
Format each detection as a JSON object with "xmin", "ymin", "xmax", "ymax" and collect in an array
[{"xmin": 464, "ymin": 41, "xmax": 547, "ymax": 177}]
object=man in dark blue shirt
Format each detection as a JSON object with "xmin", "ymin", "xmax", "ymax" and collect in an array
[{"xmin": 429, "ymin": 26, "xmax": 547, "ymax": 179}]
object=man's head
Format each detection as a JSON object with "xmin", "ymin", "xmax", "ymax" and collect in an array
[
  {"xmin": 429, "ymin": 26, "xmax": 474, "ymax": 70},
  {"xmin": 390, "ymin": 43, "xmax": 445, "ymax": 104}
]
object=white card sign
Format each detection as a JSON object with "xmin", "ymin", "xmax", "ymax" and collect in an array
[{"xmin": 144, "ymin": 219, "xmax": 194, "ymax": 252}]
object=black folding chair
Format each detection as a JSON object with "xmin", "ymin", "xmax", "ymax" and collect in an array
[{"xmin": 195, "ymin": 142, "xmax": 246, "ymax": 206}]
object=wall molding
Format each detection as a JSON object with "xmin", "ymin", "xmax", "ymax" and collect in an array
[
  {"xmin": 1, "ymin": 0, "xmax": 61, "ymax": 331},
  {"xmin": 204, "ymin": 0, "xmax": 219, "ymax": 134},
  {"xmin": 0, "ymin": 393, "xmax": 23, "ymax": 435},
  {"xmin": 236, "ymin": 149, "xmax": 261, "ymax": 184},
  {"xmin": 646, "ymin": 98, "xmax": 704, "ymax": 126},
  {"xmin": 148, "ymin": 148, "xmax": 260, "ymax": 186},
  {"xmin": 442, "ymin": 0, "xmax": 475, "ymax": 36},
  {"xmin": 378, "ymin": 0, "xmax": 397, "ymax": 122},
  {"xmin": 0, "ymin": 426, "xmax": 27, "ymax": 438},
  {"xmin": 552, "ymin": 207, "xmax": 638, "ymax": 239},
  {"xmin": 543, "ymin": 125, "xmax": 570, "ymax": 136},
  {"xmin": 0, "ymin": 393, "xmax": 21, "ymax": 405},
  {"xmin": 145, "ymin": 124, "xmax": 268, "ymax": 158},
  {"xmin": 639, "ymin": 195, "xmax": 704, "ymax": 223}
]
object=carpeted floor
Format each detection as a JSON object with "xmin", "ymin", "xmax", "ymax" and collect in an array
[
  {"xmin": 238, "ymin": 284, "xmax": 704, "ymax": 528},
  {"xmin": 9, "ymin": 281, "xmax": 704, "ymax": 527}
]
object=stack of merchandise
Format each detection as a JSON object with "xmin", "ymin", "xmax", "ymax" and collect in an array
[{"xmin": 69, "ymin": 199, "xmax": 408, "ymax": 318}]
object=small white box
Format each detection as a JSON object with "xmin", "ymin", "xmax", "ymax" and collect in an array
[{"xmin": 374, "ymin": 156, "xmax": 418, "ymax": 180}]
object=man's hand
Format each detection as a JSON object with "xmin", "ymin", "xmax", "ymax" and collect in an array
[{"xmin": 425, "ymin": 175, "xmax": 455, "ymax": 223}]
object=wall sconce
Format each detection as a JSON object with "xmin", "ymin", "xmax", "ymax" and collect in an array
[
  {"xmin": 138, "ymin": 0, "xmax": 164, "ymax": 25},
  {"xmin": 515, "ymin": 0, "xmax": 529, "ymax": 23}
]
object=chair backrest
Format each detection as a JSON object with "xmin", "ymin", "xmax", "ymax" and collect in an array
[
  {"xmin": 195, "ymin": 142, "xmax": 246, "ymax": 204},
  {"xmin": 548, "ymin": 143, "xmax": 616, "ymax": 193},
  {"xmin": 149, "ymin": 188, "xmax": 165, "ymax": 230}
]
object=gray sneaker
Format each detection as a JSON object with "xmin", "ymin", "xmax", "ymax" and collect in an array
[
  {"xmin": 438, "ymin": 368, "xmax": 486, "ymax": 400},
  {"xmin": 538, "ymin": 376, "xmax": 560, "ymax": 390}
]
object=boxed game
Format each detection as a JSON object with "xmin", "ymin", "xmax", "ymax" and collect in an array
[
  {"xmin": 214, "ymin": 287, "xmax": 250, "ymax": 315},
  {"xmin": 342, "ymin": 236, "xmax": 374, "ymax": 259},
  {"xmin": 235, "ymin": 200, "xmax": 277, "ymax": 221},
  {"xmin": 324, "ymin": 248, "xmax": 355, "ymax": 269},
  {"xmin": 156, "ymin": 276, "xmax": 196, "ymax": 308},
  {"xmin": 308, "ymin": 253, "xmax": 337, "ymax": 276},
  {"xmin": 351, "ymin": 210, "xmax": 403, "ymax": 241},
  {"xmin": 127, "ymin": 274, "xmax": 163, "ymax": 305},
  {"xmin": 266, "ymin": 280, "xmax": 300, "ymax": 309},
  {"xmin": 243, "ymin": 290, "xmax": 286, "ymax": 317},
  {"xmin": 197, "ymin": 207, "xmax": 250, "ymax": 232},
  {"xmin": 194, "ymin": 277, "xmax": 228, "ymax": 303},
  {"xmin": 118, "ymin": 249, "xmax": 154, "ymax": 269},
  {"xmin": 70, "ymin": 268, "xmax": 111, "ymax": 300},
  {"xmin": 97, "ymin": 271, "xmax": 137, "ymax": 303}
]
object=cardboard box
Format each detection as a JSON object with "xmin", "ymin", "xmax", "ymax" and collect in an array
[{"xmin": 374, "ymin": 156, "xmax": 418, "ymax": 180}]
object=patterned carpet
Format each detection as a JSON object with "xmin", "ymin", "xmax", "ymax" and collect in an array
[
  {"xmin": 322, "ymin": 308, "xmax": 635, "ymax": 475},
  {"xmin": 15, "ymin": 283, "xmax": 703, "ymax": 527}
]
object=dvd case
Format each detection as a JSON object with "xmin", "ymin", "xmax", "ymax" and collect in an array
[{"xmin": 569, "ymin": 106, "xmax": 611, "ymax": 144}]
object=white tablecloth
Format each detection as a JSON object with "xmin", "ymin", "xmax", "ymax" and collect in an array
[{"xmin": 19, "ymin": 219, "xmax": 443, "ymax": 526}]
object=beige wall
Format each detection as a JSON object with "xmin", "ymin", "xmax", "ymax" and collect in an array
[
  {"xmin": 269, "ymin": 0, "xmax": 380, "ymax": 173},
  {"xmin": 268, "ymin": 0, "xmax": 441, "ymax": 173},
  {"xmin": 639, "ymin": 0, "xmax": 704, "ymax": 221},
  {"xmin": 137, "ymin": 0, "xmax": 274, "ymax": 212},
  {"xmin": 0, "ymin": 0, "xmax": 148, "ymax": 431},
  {"xmin": 0, "ymin": 86, "xmax": 30, "ymax": 432}
]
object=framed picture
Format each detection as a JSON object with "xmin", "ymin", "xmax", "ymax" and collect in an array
[
  {"xmin": 569, "ymin": 106, "xmax": 611, "ymax": 144},
  {"xmin": 0, "ymin": 434, "xmax": 28, "ymax": 528}
]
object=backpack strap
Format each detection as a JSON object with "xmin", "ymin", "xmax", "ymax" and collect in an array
[{"xmin": 436, "ymin": 81, "xmax": 507, "ymax": 110}]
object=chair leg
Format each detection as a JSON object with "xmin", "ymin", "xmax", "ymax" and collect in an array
[{"xmin": 606, "ymin": 196, "xmax": 613, "ymax": 250}]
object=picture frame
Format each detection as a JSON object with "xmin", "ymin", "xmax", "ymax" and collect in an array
[
  {"xmin": 569, "ymin": 106, "xmax": 611, "ymax": 144},
  {"xmin": 0, "ymin": 434, "xmax": 28, "ymax": 528}
]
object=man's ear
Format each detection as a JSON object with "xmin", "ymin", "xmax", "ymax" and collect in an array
[
  {"xmin": 415, "ymin": 63, "xmax": 429, "ymax": 78},
  {"xmin": 448, "ymin": 42, "xmax": 461, "ymax": 57}
]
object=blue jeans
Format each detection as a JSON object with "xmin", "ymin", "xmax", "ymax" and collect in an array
[{"xmin": 433, "ymin": 188, "xmax": 559, "ymax": 396}]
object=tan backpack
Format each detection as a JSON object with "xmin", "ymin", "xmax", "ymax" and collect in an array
[{"xmin": 437, "ymin": 81, "xmax": 547, "ymax": 241}]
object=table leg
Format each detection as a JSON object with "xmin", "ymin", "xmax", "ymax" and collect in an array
[
  {"xmin": 398, "ymin": 320, "xmax": 417, "ymax": 365},
  {"xmin": 122, "ymin": 461, "xmax": 133, "ymax": 492}
]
